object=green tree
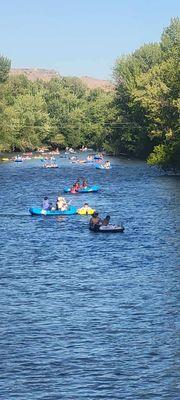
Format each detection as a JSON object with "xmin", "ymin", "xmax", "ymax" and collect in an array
[
  {"xmin": 0, "ymin": 55, "xmax": 11, "ymax": 83},
  {"xmin": 113, "ymin": 18, "xmax": 180, "ymax": 167}
]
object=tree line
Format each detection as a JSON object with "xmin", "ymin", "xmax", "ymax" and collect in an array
[
  {"xmin": 113, "ymin": 17, "xmax": 180, "ymax": 169},
  {"xmin": 0, "ymin": 18, "xmax": 179, "ymax": 169}
]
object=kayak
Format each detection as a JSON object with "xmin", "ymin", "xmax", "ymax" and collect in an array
[
  {"xmin": 64, "ymin": 185, "xmax": 100, "ymax": 193},
  {"xmin": 78, "ymin": 208, "xmax": 95, "ymax": 215},
  {"xmin": 29, "ymin": 206, "xmax": 77, "ymax": 216},
  {"xmin": 89, "ymin": 224, "xmax": 124, "ymax": 233}
]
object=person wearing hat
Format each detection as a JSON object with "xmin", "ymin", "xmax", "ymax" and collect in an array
[
  {"xmin": 89, "ymin": 211, "xmax": 102, "ymax": 230},
  {"xmin": 56, "ymin": 196, "xmax": 68, "ymax": 211}
]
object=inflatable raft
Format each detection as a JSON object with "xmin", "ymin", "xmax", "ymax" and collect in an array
[
  {"xmin": 90, "ymin": 224, "xmax": 124, "ymax": 233},
  {"xmin": 14, "ymin": 158, "xmax": 23, "ymax": 162},
  {"xmin": 1, "ymin": 158, "xmax": 9, "ymax": 162},
  {"xmin": 95, "ymin": 164, "xmax": 111, "ymax": 170},
  {"xmin": 29, "ymin": 206, "xmax": 77, "ymax": 216},
  {"xmin": 94, "ymin": 155, "xmax": 103, "ymax": 160},
  {"xmin": 77, "ymin": 208, "xmax": 95, "ymax": 215},
  {"xmin": 43, "ymin": 164, "xmax": 58, "ymax": 168},
  {"xmin": 64, "ymin": 185, "xmax": 100, "ymax": 193}
]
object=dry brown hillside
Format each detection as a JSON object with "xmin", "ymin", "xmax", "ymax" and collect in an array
[
  {"xmin": 80, "ymin": 76, "xmax": 113, "ymax": 91},
  {"xmin": 10, "ymin": 68, "xmax": 60, "ymax": 82},
  {"xmin": 10, "ymin": 68, "xmax": 113, "ymax": 91}
]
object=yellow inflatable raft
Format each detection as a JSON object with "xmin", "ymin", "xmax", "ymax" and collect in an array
[{"xmin": 77, "ymin": 208, "xmax": 95, "ymax": 215}]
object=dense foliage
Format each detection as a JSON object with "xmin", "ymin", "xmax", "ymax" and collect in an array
[
  {"xmin": 0, "ymin": 18, "xmax": 179, "ymax": 168},
  {"xmin": 113, "ymin": 17, "xmax": 180, "ymax": 169},
  {"xmin": 0, "ymin": 64, "xmax": 115, "ymax": 152}
]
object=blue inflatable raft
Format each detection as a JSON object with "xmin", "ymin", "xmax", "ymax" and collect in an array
[
  {"xmin": 29, "ymin": 206, "xmax": 77, "ymax": 216},
  {"xmin": 94, "ymin": 155, "xmax": 103, "ymax": 160},
  {"xmin": 64, "ymin": 185, "xmax": 100, "ymax": 193},
  {"xmin": 95, "ymin": 164, "xmax": 111, "ymax": 170}
]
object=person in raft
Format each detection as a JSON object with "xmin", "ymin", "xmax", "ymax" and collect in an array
[
  {"xmin": 104, "ymin": 160, "xmax": 111, "ymax": 169},
  {"xmin": 74, "ymin": 179, "xmax": 81, "ymax": 190},
  {"xmin": 81, "ymin": 179, "xmax": 88, "ymax": 188},
  {"xmin": 83, "ymin": 202, "xmax": 91, "ymax": 210},
  {"xmin": 70, "ymin": 184, "xmax": 77, "ymax": 193},
  {"xmin": 70, "ymin": 179, "xmax": 81, "ymax": 192},
  {"xmin": 89, "ymin": 212, "xmax": 102, "ymax": 230},
  {"xmin": 42, "ymin": 196, "xmax": 51, "ymax": 210},
  {"xmin": 79, "ymin": 203, "xmax": 92, "ymax": 212},
  {"xmin": 87, "ymin": 155, "xmax": 93, "ymax": 161},
  {"xmin": 102, "ymin": 215, "xmax": 110, "ymax": 226},
  {"xmin": 56, "ymin": 196, "xmax": 68, "ymax": 211}
]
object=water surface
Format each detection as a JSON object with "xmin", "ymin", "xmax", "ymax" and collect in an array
[{"xmin": 0, "ymin": 155, "xmax": 179, "ymax": 399}]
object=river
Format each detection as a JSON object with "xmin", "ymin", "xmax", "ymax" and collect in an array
[{"xmin": 0, "ymin": 154, "xmax": 179, "ymax": 399}]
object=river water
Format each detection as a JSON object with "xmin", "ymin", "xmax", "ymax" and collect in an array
[{"xmin": 0, "ymin": 154, "xmax": 179, "ymax": 399}]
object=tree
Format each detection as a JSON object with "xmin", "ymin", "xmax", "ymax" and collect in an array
[
  {"xmin": 161, "ymin": 17, "xmax": 180, "ymax": 56},
  {"xmin": 112, "ymin": 18, "xmax": 180, "ymax": 167},
  {"xmin": 0, "ymin": 55, "xmax": 11, "ymax": 83}
]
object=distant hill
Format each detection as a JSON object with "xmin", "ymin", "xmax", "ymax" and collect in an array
[
  {"xmin": 80, "ymin": 76, "xmax": 113, "ymax": 91},
  {"xmin": 10, "ymin": 68, "xmax": 113, "ymax": 91},
  {"xmin": 10, "ymin": 68, "xmax": 60, "ymax": 82}
]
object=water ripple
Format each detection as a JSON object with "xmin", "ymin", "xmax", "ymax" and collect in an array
[{"xmin": 0, "ymin": 156, "xmax": 179, "ymax": 399}]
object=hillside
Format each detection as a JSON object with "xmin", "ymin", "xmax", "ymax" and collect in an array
[
  {"xmin": 80, "ymin": 76, "xmax": 113, "ymax": 91},
  {"xmin": 10, "ymin": 68, "xmax": 60, "ymax": 82},
  {"xmin": 10, "ymin": 68, "xmax": 113, "ymax": 91}
]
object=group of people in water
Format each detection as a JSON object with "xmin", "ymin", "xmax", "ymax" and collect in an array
[
  {"xmin": 69, "ymin": 153, "xmax": 111, "ymax": 167},
  {"xmin": 70, "ymin": 178, "xmax": 88, "ymax": 193},
  {"xmin": 89, "ymin": 212, "xmax": 110, "ymax": 230},
  {"xmin": 43, "ymin": 196, "xmax": 69, "ymax": 211},
  {"xmin": 42, "ymin": 173, "xmax": 111, "ymax": 225},
  {"xmin": 42, "ymin": 196, "xmax": 94, "ymax": 214},
  {"xmin": 42, "ymin": 177, "xmax": 90, "ymax": 211}
]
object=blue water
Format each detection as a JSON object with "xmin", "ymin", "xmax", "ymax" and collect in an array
[{"xmin": 0, "ymin": 155, "xmax": 179, "ymax": 399}]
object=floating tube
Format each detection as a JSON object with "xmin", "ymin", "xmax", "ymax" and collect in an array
[
  {"xmin": 29, "ymin": 206, "xmax": 77, "ymax": 216},
  {"xmin": 95, "ymin": 164, "xmax": 111, "ymax": 170},
  {"xmin": 15, "ymin": 159, "xmax": 23, "ymax": 162},
  {"xmin": 77, "ymin": 208, "xmax": 95, "ymax": 215},
  {"xmin": 64, "ymin": 185, "xmax": 100, "ymax": 193},
  {"xmin": 43, "ymin": 165, "xmax": 58, "ymax": 168},
  {"xmin": 94, "ymin": 156, "xmax": 103, "ymax": 160},
  {"xmin": 89, "ymin": 224, "xmax": 124, "ymax": 233}
]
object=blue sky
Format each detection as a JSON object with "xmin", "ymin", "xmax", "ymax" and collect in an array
[{"xmin": 1, "ymin": 0, "xmax": 179, "ymax": 79}]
